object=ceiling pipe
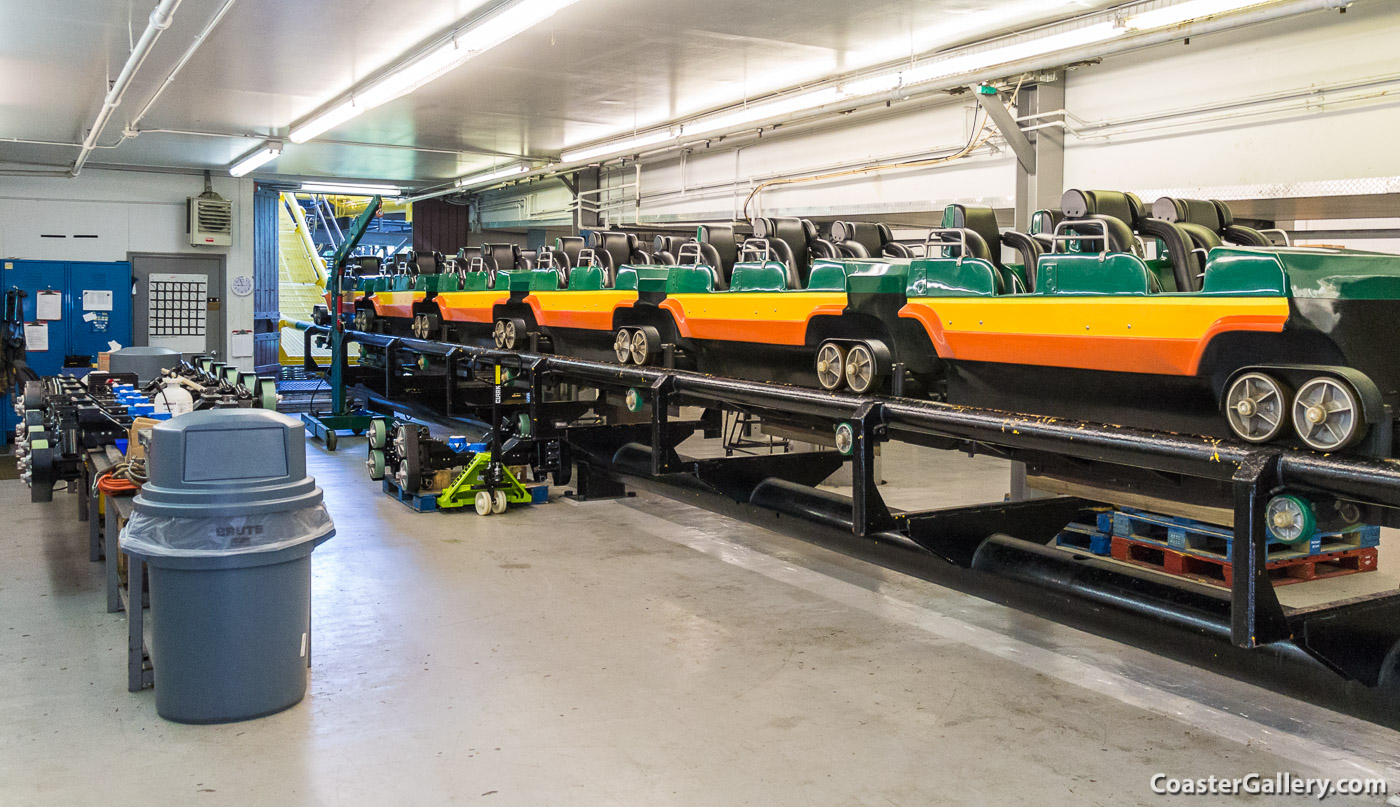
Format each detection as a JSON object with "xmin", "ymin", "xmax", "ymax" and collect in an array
[
  {"xmin": 71, "ymin": 0, "xmax": 184, "ymax": 176},
  {"xmin": 127, "ymin": 0, "xmax": 236, "ymax": 132},
  {"xmin": 405, "ymin": 0, "xmax": 1350, "ymax": 204}
]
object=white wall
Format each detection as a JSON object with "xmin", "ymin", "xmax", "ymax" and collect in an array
[
  {"xmin": 475, "ymin": 1, "xmax": 1400, "ymax": 230},
  {"xmin": 0, "ymin": 169, "xmax": 256, "ymax": 370}
]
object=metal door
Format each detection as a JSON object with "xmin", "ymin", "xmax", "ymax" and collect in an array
[{"xmin": 130, "ymin": 254, "xmax": 224, "ymax": 360}]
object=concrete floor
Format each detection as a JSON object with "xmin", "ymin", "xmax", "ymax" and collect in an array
[{"xmin": 4, "ymin": 439, "xmax": 1400, "ymax": 806}]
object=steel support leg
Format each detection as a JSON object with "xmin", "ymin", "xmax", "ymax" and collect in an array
[
  {"xmin": 852, "ymin": 402, "xmax": 896, "ymax": 536},
  {"xmin": 1231, "ymin": 452, "xmax": 1291, "ymax": 648}
]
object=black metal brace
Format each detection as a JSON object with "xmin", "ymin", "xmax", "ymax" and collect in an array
[
  {"xmin": 852, "ymin": 400, "xmax": 897, "ymax": 537},
  {"xmin": 1231, "ymin": 451, "xmax": 1292, "ymax": 648},
  {"xmin": 650, "ymin": 375, "xmax": 679, "ymax": 475}
]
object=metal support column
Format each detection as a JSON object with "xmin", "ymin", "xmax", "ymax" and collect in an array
[
  {"xmin": 1012, "ymin": 74, "xmax": 1065, "ymax": 231},
  {"xmin": 1230, "ymin": 452, "xmax": 1292, "ymax": 648}
]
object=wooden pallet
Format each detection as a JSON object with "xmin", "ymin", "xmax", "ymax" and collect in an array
[
  {"xmin": 1109, "ymin": 535, "xmax": 1377, "ymax": 587},
  {"xmin": 1103, "ymin": 508, "xmax": 1378, "ymax": 562},
  {"xmin": 1054, "ymin": 523, "xmax": 1112, "ymax": 556}
]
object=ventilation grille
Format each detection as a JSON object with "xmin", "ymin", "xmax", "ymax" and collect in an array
[{"xmin": 189, "ymin": 196, "xmax": 233, "ymax": 246}]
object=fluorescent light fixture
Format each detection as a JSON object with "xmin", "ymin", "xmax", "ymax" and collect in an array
[
  {"xmin": 229, "ymin": 141, "xmax": 282, "ymax": 177},
  {"xmin": 1125, "ymin": 0, "xmax": 1271, "ymax": 30},
  {"xmin": 455, "ymin": 163, "xmax": 529, "ymax": 188},
  {"xmin": 852, "ymin": 22, "xmax": 1125, "ymax": 96},
  {"xmin": 288, "ymin": 0, "xmax": 583, "ymax": 144},
  {"xmin": 299, "ymin": 182, "xmax": 402, "ymax": 197},
  {"xmin": 561, "ymin": 130, "xmax": 674, "ymax": 162},
  {"xmin": 684, "ymin": 87, "xmax": 844, "ymax": 137},
  {"xmin": 289, "ymin": 101, "xmax": 362, "ymax": 144}
]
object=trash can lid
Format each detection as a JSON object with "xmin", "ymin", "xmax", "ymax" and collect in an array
[{"xmin": 134, "ymin": 409, "xmax": 323, "ymax": 518}]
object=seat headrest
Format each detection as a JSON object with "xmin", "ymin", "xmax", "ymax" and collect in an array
[
  {"xmin": 1062, "ymin": 190, "xmax": 1144, "ymax": 228},
  {"xmin": 947, "ymin": 205, "xmax": 1003, "ymax": 266},
  {"xmin": 457, "ymin": 246, "xmax": 482, "ymax": 263},
  {"xmin": 752, "ymin": 217, "xmax": 812, "ymax": 278},
  {"xmin": 1029, "ymin": 209, "xmax": 1063, "ymax": 236},
  {"xmin": 357, "ymin": 256, "xmax": 383, "ymax": 274},
  {"xmin": 554, "ymin": 235, "xmax": 585, "ymax": 269},
  {"xmin": 830, "ymin": 221, "xmax": 886, "ymax": 256},
  {"xmin": 418, "ymin": 253, "xmax": 438, "ymax": 274},
  {"xmin": 1151, "ymin": 197, "xmax": 1225, "ymax": 232}
]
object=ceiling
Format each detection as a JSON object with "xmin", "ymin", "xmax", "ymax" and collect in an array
[{"xmin": 0, "ymin": 0, "xmax": 1122, "ymax": 186}]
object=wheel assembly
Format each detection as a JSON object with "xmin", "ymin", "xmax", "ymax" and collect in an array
[
  {"xmin": 366, "ymin": 449, "xmax": 386, "ymax": 480},
  {"xmin": 613, "ymin": 329, "xmax": 634, "ymax": 363},
  {"xmin": 815, "ymin": 341, "xmax": 847, "ymax": 391},
  {"xmin": 492, "ymin": 319, "xmax": 509, "ymax": 349},
  {"xmin": 1223, "ymin": 372, "xmax": 1289, "ymax": 443},
  {"xmin": 1292, "ymin": 376, "xmax": 1363, "ymax": 451},
  {"xmin": 843, "ymin": 342, "xmax": 885, "ymax": 395},
  {"xmin": 368, "ymin": 419, "xmax": 387, "ymax": 449},
  {"xmin": 474, "ymin": 491, "xmax": 493, "ymax": 516},
  {"xmin": 630, "ymin": 325, "xmax": 661, "ymax": 365},
  {"xmin": 491, "ymin": 490, "xmax": 508, "ymax": 514},
  {"xmin": 1266, "ymin": 494, "xmax": 1317, "ymax": 544},
  {"xmin": 411, "ymin": 313, "xmax": 436, "ymax": 340}
]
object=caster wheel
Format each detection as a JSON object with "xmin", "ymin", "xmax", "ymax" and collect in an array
[
  {"xmin": 369, "ymin": 419, "xmax": 388, "ymax": 449},
  {"xmin": 325, "ymin": 431, "xmax": 338, "ymax": 451},
  {"xmin": 367, "ymin": 449, "xmax": 386, "ymax": 480},
  {"xmin": 475, "ymin": 491, "xmax": 493, "ymax": 516},
  {"xmin": 491, "ymin": 490, "xmax": 508, "ymax": 514}
]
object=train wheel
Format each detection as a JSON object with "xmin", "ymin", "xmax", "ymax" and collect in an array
[
  {"xmin": 493, "ymin": 320, "xmax": 508, "ymax": 348},
  {"xmin": 844, "ymin": 342, "xmax": 884, "ymax": 395},
  {"xmin": 474, "ymin": 491, "xmax": 493, "ymax": 516},
  {"xmin": 1224, "ymin": 372, "xmax": 1289, "ymax": 443},
  {"xmin": 491, "ymin": 490, "xmax": 508, "ymax": 514},
  {"xmin": 366, "ymin": 449, "xmax": 386, "ymax": 480},
  {"xmin": 411, "ymin": 314, "xmax": 430, "ymax": 339},
  {"xmin": 508, "ymin": 318, "xmax": 530, "ymax": 350},
  {"xmin": 423, "ymin": 312, "xmax": 441, "ymax": 337},
  {"xmin": 630, "ymin": 326, "xmax": 661, "ymax": 365},
  {"xmin": 352, "ymin": 309, "xmax": 368, "ymax": 332},
  {"xmin": 1292, "ymin": 376, "xmax": 1363, "ymax": 451},
  {"xmin": 815, "ymin": 342, "xmax": 847, "ymax": 391},
  {"xmin": 613, "ymin": 329, "xmax": 634, "ymax": 363}
]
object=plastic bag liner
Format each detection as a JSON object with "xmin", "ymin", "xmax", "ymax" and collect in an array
[{"xmin": 120, "ymin": 503, "xmax": 334, "ymax": 558}]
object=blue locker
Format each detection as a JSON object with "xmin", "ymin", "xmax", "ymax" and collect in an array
[
  {"xmin": 65, "ymin": 261, "xmax": 132, "ymax": 362},
  {"xmin": 1, "ymin": 259, "xmax": 132, "ymax": 440}
]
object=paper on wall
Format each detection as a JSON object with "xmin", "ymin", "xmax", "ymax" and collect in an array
[
  {"xmin": 107, "ymin": 341, "xmax": 123, "ymax": 352},
  {"xmin": 230, "ymin": 329, "xmax": 254, "ymax": 358},
  {"xmin": 82, "ymin": 289, "xmax": 113, "ymax": 311},
  {"xmin": 36, "ymin": 291, "xmax": 61, "ymax": 321},
  {"xmin": 23, "ymin": 322, "xmax": 49, "ymax": 351},
  {"xmin": 82, "ymin": 311, "xmax": 98, "ymax": 322}
]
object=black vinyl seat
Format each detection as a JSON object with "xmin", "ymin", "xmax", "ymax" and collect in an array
[
  {"xmin": 750, "ymin": 217, "xmax": 817, "ymax": 288},
  {"xmin": 1152, "ymin": 197, "xmax": 1272, "ymax": 248},
  {"xmin": 1061, "ymin": 189, "xmax": 1199, "ymax": 293},
  {"xmin": 355, "ymin": 256, "xmax": 383, "ymax": 277},
  {"xmin": 697, "ymin": 223, "xmax": 753, "ymax": 288},
  {"xmin": 931, "ymin": 228, "xmax": 1005, "ymax": 294},
  {"xmin": 830, "ymin": 221, "xmax": 913, "ymax": 259},
  {"xmin": 456, "ymin": 246, "xmax": 483, "ymax": 272},
  {"xmin": 652, "ymin": 235, "xmax": 690, "ymax": 265},
  {"xmin": 416, "ymin": 251, "xmax": 442, "ymax": 275},
  {"xmin": 944, "ymin": 204, "xmax": 1043, "ymax": 293},
  {"xmin": 588, "ymin": 231, "xmax": 635, "ymax": 287}
]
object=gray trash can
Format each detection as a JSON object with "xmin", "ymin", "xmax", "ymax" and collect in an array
[{"xmin": 121, "ymin": 409, "xmax": 335, "ymax": 724}]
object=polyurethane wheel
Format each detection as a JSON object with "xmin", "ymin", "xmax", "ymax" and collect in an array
[
  {"xmin": 843, "ymin": 342, "xmax": 884, "ymax": 395},
  {"xmin": 503, "ymin": 318, "xmax": 530, "ymax": 350},
  {"xmin": 411, "ymin": 314, "xmax": 431, "ymax": 339},
  {"xmin": 630, "ymin": 325, "xmax": 661, "ymax": 365},
  {"xmin": 815, "ymin": 342, "xmax": 847, "ymax": 391},
  {"xmin": 1224, "ymin": 372, "xmax": 1288, "ymax": 443},
  {"xmin": 325, "ymin": 430, "xmax": 338, "ymax": 451},
  {"xmin": 613, "ymin": 329, "xmax": 634, "ymax": 363},
  {"xmin": 1292, "ymin": 376, "xmax": 1364, "ymax": 451},
  {"xmin": 369, "ymin": 419, "xmax": 388, "ymax": 449},
  {"xmin": 493, "ymin": 320, "xmax": 509, "ymax": 349},
  {"xmin": 366, "ymin": 449, "xmax": 386, "ymax": 480},
  {"xmin": 475, "ymin": 491, "xmax": 493, "ymax": 516},
  {"xmin": 491, "ymin": 490, "xmax": 508, "ymax": 514},
  {"xmin": 257, "ymin": 379, "xmax": 278, "ymax": 410}
]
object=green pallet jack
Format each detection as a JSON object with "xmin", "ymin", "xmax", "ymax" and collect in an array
[
  {"xmin": 436, "ymin": 451, "xmax": 532, "ymax": 516},
  {"xmin": 301, "ymin": 195, "xmax": 383, "ymax": 451}
]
